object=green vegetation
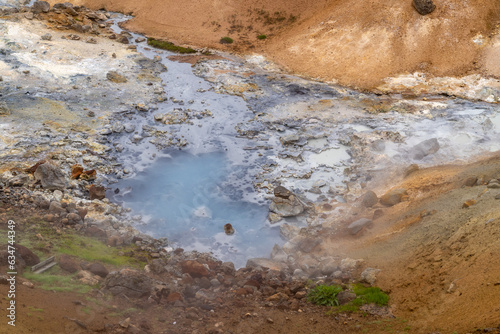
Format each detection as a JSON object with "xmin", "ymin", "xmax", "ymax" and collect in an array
[
  {"xmin": 23, "ymin": 269, "xmax": 94, "ymax": 294},
  {"xmin": 257, "ymin": 34, "xmax": 267, "ymax": 40},
  {"xmin": 310, "ymin": 283, "xmax": 390, "ymax": 314},
  {"xmin": 147, "ymin": 38, "xmax": 196, "ymax": 54},
  {"xmin": 352, "ymin": 284, "xmax": 389, "ymax": 306},
  {"xmin": 220, "ymin": 36, "xmax": 234, "ymax": 44},
  {"xmin": 18, "ymin": 219, "xmax": 145, "ymax": 268},
  {"xmin": 307, "ymin": 284, "xmax": 343, "ymax": 306}
]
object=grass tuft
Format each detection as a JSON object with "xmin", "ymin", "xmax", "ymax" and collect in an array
[
  {"xmin": 352, "ymin": 284, "xmax": 389, "ymax": 306},
  {"xmin": 257, "ymin": 34, "xmax": 267, "ymax": 40},
  {"xmin": 307, "ymin": 284, "xmax": 343, "ymax": 306}
]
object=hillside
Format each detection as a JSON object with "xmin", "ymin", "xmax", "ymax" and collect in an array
[{"xmin": 51, "ymin": 0, "xmax": 500, "ymax": 89}]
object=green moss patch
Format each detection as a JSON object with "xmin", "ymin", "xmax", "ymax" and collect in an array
[{"xmin": 147, "ymin": 38, "xmax": 197, "ymax": 54}]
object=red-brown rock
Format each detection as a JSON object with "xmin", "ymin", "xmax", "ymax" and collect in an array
[{"xmin": 180, "ymin": 260, "xmax": 210, "ymax": 278}]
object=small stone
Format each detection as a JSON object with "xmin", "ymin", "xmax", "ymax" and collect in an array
[
  {"xmin": 413, "ymin": 0, "xmax": 436, "ymax": 15},
  {"xmin": 89, "ymin": 185, "xmax": 106, "ymax": 200},
  {"xmin": 360, "ymin": 268, "xmax": 381, "ymax": 285},
  {"xmin": 34, "ymin": 163, "xmax": 67, "ymax": 190},
  {"xmin": 53, "ymin": 190, "xmax": 63, "ymax": 201},
  {"xmin": 86, "ymin": 38, "xmax": 98, "ymax": 44},
  {"xmin": 361, "ymin": 191, "xmax": 378, "ymax": 208},
  {"xmin": 0, "ymin": 101, "xmax": 10, "ymax": 115},
  {"xmin": 462, "ymin": 199, "xmax": 477, "ymax": 208},
  {"xmin": 412, "ymin": 138, "xmax": 440, "ymax": 160},
  {"xmin": 487, "ymin": 181, "xmax": 500, "ymax": 189},
  {"xmin": 87, "ymin": 263, "xmax": 109, "ymax": 278},
  {"xmin": 464, "ymin": 176, "xmax": 478, "ymax": 187},
  {"xmin": 106, "ymin": 71, "xmax": 127, "ymax": 83},
  {"xmin": 41, "ymin": 33, "xmax": 52, "ymax": 41},
  {"xmin": 266, "ymin": 318, "xmax": 274, "ymax": 324},
  {"xmin": 380, "ymin": 188, "xmax": 407, "ymax": 206},
  {"xmin": 224, "ymin": 223, "xmax": 235, "ymax": 235},
  {"xmin": 347, "ymin": 218, "xmax": 372, "ymax": 235}
]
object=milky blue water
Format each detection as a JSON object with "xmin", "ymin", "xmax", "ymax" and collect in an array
[{"xmin": 111, "ymin": 151, "xmax": 280, "ymax": 267}]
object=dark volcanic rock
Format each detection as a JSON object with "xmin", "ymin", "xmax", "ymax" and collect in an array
[
  {"xmin": 59, "ymin": 254, "xmax": 80, "ymax": 273},
  {"xmin": 87, "ymin": 263, "xmax": 109, "ymax": 278},
  {"xmin": 413, "ymin": 0, "xmax": 436, "ymax": 15},
  {"xmin": 102, "ymin": 269, "xmax": 154, "ymax": 298},
  {"xmin": 15, "ymin": 245, "xmax": 40, "ymax": 266},
  {"xmin": 31, "ymin": 1, "xmax": 51, "ymax": 14}
]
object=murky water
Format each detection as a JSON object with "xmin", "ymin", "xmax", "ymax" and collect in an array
[{"xmin": 111, "ymin": 151, "xmax": 277, "ymax": 268}]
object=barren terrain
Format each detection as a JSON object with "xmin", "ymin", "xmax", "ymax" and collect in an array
[{"xmin": 55, "ymin": 0, "xmax": 500, "ymax": 89}]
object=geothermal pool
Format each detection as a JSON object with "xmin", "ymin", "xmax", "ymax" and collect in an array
[{"xmin": 110, "ymin": 151, "xmax": 280, "ymax": 268}]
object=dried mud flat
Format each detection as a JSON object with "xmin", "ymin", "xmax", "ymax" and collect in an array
[{"xmin": 0, "ymin": 2, "xmax": 499, "ymax": 334}]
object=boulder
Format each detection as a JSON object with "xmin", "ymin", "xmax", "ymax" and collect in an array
[
  {"xmin": 31, "ymin": 1, "xmax": 50, "ymax": 14},
  {"xmin": 380, "ymin": 188, "xmax": 408, "ymax": 206},
  {"xmin": 87, "ymin": 263, "xmax": 109, "ymax": 278},
  {"xmin": 347, "ymin": 218, "xmax": 372, "ymax": 235},
  {"xmin": 412, "ymin": 138, "xmax": 440, "ymax": 160},
  {"xmin": 269, "ymin": 186, "xmax": 304, "ymax": 217},
  {"xmin": 15, "ymin": 245, "xmax": 40, "ymax": 266},
  {"xmin": 413, "ymin": 0, "xmax": 436, "ymax": 15},
  {"xmin": 89, "ymin": 184, "xmax": 106, "ymax": 200},
  {"xmin": 180, "ymin": 260, "xmax": 210, "ymax": 278},
  {"xmin": 360, "ymin": 268, "xmax": 381, "ymax": 285},
  {"xmin": 34, "ymin": 163, "xmax": 67, "ymax": 190},
  {"xmin": 58, "ymin": 255, "xmax": 80, "ymax": 273},
  {"xmin": 102, "ymin": 269, "xmax": 154, "ymax": 298},
  {"xmin": 84, "ymin": 226, "xmax": 107, "ymax": 240},
  {"xmin": 361, "ymin": 191, "xmax": 378, "ymax": 208}
]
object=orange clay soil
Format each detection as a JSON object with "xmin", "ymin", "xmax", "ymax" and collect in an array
[
  {"xmin": 317, "ymin": 153, "xmax": 500, "ymax": 332},
  {"xmin": 50, "ymin": 0, "xmax": 500, "ymax": 89}
]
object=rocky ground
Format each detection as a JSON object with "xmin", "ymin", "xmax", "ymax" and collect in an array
[{"xmin": 0, "ymin": 2, "xmax": 500, "ymax": 334}]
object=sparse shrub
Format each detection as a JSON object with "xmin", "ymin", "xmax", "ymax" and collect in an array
[
  {"xmin": 257, "ymin": 34, "xmax": 267, "ymax": 40},
  {"xmin": 307, "ymin": 284, "xmax": 343, "ymax": 306},
  {"xmin": 220, "ymin": 36, "xmax": 234, "ymax": 44}
]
